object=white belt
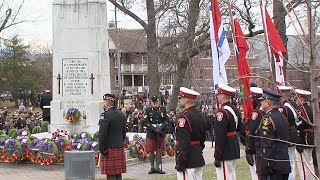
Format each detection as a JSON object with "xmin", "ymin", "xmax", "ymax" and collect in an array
[
  {"xmin": 43, "ymin": 106, "xmax": 51, "ymax": 108},
  {"xmin": 152, "ymin": 123, "xmax": 162, "ymax": 127}
]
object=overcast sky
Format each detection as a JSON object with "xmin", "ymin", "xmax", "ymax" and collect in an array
[{"xmin": 2, "ymin": 0, "xmax": 145, "ymax": 48}]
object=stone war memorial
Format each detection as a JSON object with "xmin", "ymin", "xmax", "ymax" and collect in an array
[{"xmin": 50, "ymin": 0, "xmax": 110, "ymax": 134}]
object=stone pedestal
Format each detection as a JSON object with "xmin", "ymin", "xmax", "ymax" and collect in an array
[{"xmin": 51, "ymin": 0, "xmax": 109, "ymax": 134}]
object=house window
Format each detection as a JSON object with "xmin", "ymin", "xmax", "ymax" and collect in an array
[
  {"xmin": 142, "ymin": 56, "xmax": 148, "ymax": 66},
  {"xmin": 115, "ymin": 76, "xmax": 119, "ymax": 87},
  {"xmin": 115, "ymin": 56, "xmax": 118, "ymax": 68}
]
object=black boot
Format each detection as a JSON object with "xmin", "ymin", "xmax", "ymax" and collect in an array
[
  {"xmin": 148, "ymin": 168, "xmax": 155, "ymax": 174},
  {"xmin": 155, "ymin": 168, "xmax": 165, "ymax": 174}
]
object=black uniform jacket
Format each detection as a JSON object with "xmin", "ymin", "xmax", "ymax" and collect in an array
[
  {"xmin": 297, "ymin": 103, "xmax": 314, "ymax": 147},
  {"xmin": 257, "ymin": 108, "xmax": 291, "ymax": 175},
  {"xmin": 99, "ymin": 107, "xmax": 127, "ymax": 154},
  {"xmin": 246, "ymin": 109, "xmax": 265, "ymax": 155},
  {"xmin": 40, "ymin": 92, "xmax": 52, "ymax": 117},
  {"xmin": 214, "ymin": 102, "xmax": 241, "ymax": 161},
  {"xmin": 175, "ymin": 106, "xmax": 206, "ymax": 169},
  {"xmin": 144, "ymin": 107, "xmax": 168, "ymax": 139},
  {"xmin": 280, "ymin": 101, "xmax": 300, "ymax": 145}
]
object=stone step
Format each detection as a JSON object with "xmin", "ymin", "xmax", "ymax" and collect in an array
[
  {"xmin": 124, "ymin": 149, "xmax": 131, "ymax": 158},
  {"xmin": 126, "ymin": 157, "xmax": 139, "ymax": 165}
]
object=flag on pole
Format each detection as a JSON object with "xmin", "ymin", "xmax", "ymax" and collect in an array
[
  {"xmin": 230, "ymin": 5, "xmax": 253, "ymax": 122},
  {"xmin": 209, "ymin": 0, "xmax": 231, "ymax": 92},
  {"xmin": 261, "ymin": 4, "xmax": 286, "ymax": 85}
]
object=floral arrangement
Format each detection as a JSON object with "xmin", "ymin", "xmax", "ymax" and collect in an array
[
  {"xmin": 66, "ymin": 108, "xmax": 81, "ymax": 123},
  {"xmin": 16, "ymin": 130, "xmax": 31, "ymax": 160},
  {"xmin": 37, "ymin": 140, "xmax": 58, "ymax": 165},
  {"xmin": 128, "ymin": 134, "xmax": 147, "ymax": 161},
  {"xmin": 27, "ymin": 138, "xmax": 42, "ymax": 162},
  {"xmin": 165, "ymin": 134, "xmax": 175, "ymax": 157},
  {"xmin": 2, "ymin": 139, "xmax": 22, "ymax": 162},
  {"xmin": 52, "ymin": 129, "xmax": 71, "ymax": 161}
]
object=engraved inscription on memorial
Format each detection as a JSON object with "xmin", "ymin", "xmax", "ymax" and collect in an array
[{"xmin": 62, "ymin": 58, "xmax": 89, "ymax": 97}]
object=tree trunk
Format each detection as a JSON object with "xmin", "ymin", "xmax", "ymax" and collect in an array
[
  {"xmin": 307, "ymin": 0, "xmax": 320, "ymax": 176},
  {"xmin": 146, "ymin": 0, "xmax": 160, "ymax": 97},
  {"xmin": 168, "ymin": 0, "xmax": 201, "ymax": 111},
  {"xmin": 273, "ymin": 0, "xmax": 288, "ymax": 80}
]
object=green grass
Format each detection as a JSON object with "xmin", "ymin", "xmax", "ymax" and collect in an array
[{"xmin": 120, "ymin": 156, "xmax": 250, "ymax": 180}]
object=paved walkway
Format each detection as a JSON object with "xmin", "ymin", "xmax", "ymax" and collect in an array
[{"xmin": 0, "ymin": 142, "xmax": 242, "ymax": 180}]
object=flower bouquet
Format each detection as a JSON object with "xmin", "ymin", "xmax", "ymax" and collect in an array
[
  {"xmin": 129, "ymin": 134, "xmax": 147, "ymax": 161},
  {"xmin": 27, "ymin": 138, "xmax": 42, "ymax": 162},
  {"xmin": 16, "ymin": 130, "xmax": 31, "ymax": 160},
  {"xmin": 165, "ymin": 134, "xmax": 175, "ymax": 157},
  {"xmin": 66, "ymin": 108, "xmax": 81, "ymax": 123},
  {"xmin": 2, "ymin": 139, "xmax": 22, "ymax": 162}
]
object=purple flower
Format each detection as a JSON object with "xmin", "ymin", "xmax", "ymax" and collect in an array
[
  {"xmin": 43, "ymin": 142, "xmax": 51, "ymax": 152},
  {"xmin": 68, "ymin": 108, "xmax": 76, "ymax": 114}
]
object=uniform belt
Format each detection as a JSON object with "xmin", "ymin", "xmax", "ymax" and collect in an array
[
  {"xmin": 304, "ymin": 129, "xmax": 314, "ymax": 132},
  {"xmin": 152, "ymin": 124, "xmax": 162, "ymax": 127},
  {"xmin": 289, "ymin": 125, "xmax": 295, "ymax": 129},
  {"xmin": 43, "ymin": 106, "xmax": 51, "ymax": 108},
  {"xmin": 227, "ymin": 131, "xmax": 236, "ymax": 136},
  {"xmin": 176, "ymin": 140, "xmax": 200, "ymax": 145}
]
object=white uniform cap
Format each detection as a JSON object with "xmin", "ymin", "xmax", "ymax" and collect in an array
[
  {"xmin": 294, "ymin": 89, "xmax": 311, "ymax": 98},
  {"xmin": 277, "ymin": 86, "xmax": 293, "ymax": 93},
  {"xmin": 250, "ymin": 87, "xmax": 263, "ymax": 97},
  {"xmin": 179, "ymin": 87, "xmax": 200, "ymax": 99},
  {"xmin": 217, "ymin": 84, "xmax": 236, "ymax": 96}
]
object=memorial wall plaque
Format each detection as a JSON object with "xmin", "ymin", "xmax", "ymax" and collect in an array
[{"xmin": 62, "ymin": 58, "xmax": 89, "ymax": 110}]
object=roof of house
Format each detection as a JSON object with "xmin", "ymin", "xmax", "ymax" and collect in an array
[{"xmin": 108, "ymin": 29, "xmax": 147, "ymax": 53}]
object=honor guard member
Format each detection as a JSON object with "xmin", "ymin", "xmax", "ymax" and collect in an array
[
  {"xmin": 294, "ymin": 89, "xmax": 316, "ymax": 180},
  {"xmin": 144, "ymin": 95, "xmax": 168, "ymax": 174},
  {"xmin": 99, "ymin": 93, "xmax": 127, "ymax": 180},
  {"xmin": 278, "ymin": 85, "xmax": 301, "ymax": 180},
  {"xmin": 175, "ymin": 87, "xmax": 206, "ymax": 180},
  {"xmin": 214, "ymin": 84, "xmax": 242, "ymax": 180},
  {"xmin": 40, "ymin": 89, "xmax": 52, "ymax": 123},
  {"xmin": 246, "ymin": 87, "xmax": 265, "ymax": 180},
  {"xmin": 257, "ymin": 89, "xmax": 291, "ymax": 180}
]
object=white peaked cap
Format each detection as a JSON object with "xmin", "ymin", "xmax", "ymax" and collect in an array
[{"xmin": 179, "ymin": 87, "xmax": 200, "ymax": 99}]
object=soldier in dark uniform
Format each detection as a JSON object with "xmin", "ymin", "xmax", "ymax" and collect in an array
[
  {"xmin": 175, "ymin": 87, "xmax": 206, "ymax": 180},
  {"xmin": 277, "ymin": 86, "xmax": 300, "ymax": 180},
  {"xmin": 144, "ymin": 95, "xmax": 168, "ymax": 174},
  {"xmin": 40, "ymin": 89, "xmax": 52, "ymax": 123},
  {"xmin": 246, "ymin": 87, "xmax": 265, "ymax": 180},
  {"xmin": 14, "ymin": 111, "xmax": 26, "ymax": 129},
  {"xmin": 257, "ymin": 89, "xmax": 291, "ymax": 180},
  {"xmin": 99, "ymin": 93, "xmax": 127, "ymax": 180},
  {"xmin": 294, "ymin": 89, "xmax": 316, "ymax": 180},
  {"xmin": 214, "ymin": 84, "xmax": 242, "ymax": 180}
]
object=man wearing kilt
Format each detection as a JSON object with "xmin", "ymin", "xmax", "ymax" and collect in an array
[
  {"xmin": 175, "ymin": 87, "xmax": 207, "ymax": 180},
  {"xmin": 144, "ymin": 95, "xmax": 169, "ymax": 174},
  {"xmin": 99, "ymin": 93, "xmax": 127, "ymax": 180}
]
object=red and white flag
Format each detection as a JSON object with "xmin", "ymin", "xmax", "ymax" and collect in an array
[
  {"xmin": 230, "ymin": 5, "xmax": 253, "ymax": 122},
  {"xmin": 261, "ymin": 4, "xmax": 286, "ymax": 85}
]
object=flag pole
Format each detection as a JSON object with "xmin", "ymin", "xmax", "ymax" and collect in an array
[
  {"xmin": 227, "ymin": 0, "xmax": 237, "ymax": 56},
  {"xmin": 259, "ymin": 0, "xmax": 276, "ymax": 88}
]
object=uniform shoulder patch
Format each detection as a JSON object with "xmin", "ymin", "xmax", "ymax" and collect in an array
[
  {"xmin": 216, "ymin": 112, "xmax": 224, "ymax": 121},
  {"xmin": 178, "ymin": 118, "xmax": 186, "ymax": 127},
  {"xmin": 251, "ymin": 112, "xmax": 258, "ymax": 120}
]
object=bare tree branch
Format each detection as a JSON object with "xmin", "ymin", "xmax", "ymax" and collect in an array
[
  {"xmin": 0, "ymin": 8, "xmax": 11, "ymax": 33},
  {"xmin": 108, "ymin": 0, "xmax": 148, "ymax": 30}
]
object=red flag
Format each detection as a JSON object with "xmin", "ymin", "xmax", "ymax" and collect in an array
[
  {"xmin": 262, "ymin": 6, "xmax": 286, "ymax": 85},
  {"xmin": 231, "ymin": 5, "xmax": 253, "ymax": 123}
]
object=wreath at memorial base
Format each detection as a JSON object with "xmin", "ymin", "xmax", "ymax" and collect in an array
[
  {"xmin": 27, "ymin": 139, "xmax": 42, "ymax": 162},
  {"xmin": 2, "ymin": 139, "xmax": 22, "ymax": 162},
  {"xmin": 54, "ymin": 138, "xmax": 71, "ymax": 161},
  {"xmin": 0, "ymin": 135, "xmax": 8, "ymax": 160},
  {"xmin": 129, "ymin": 134, "xmax": 147, "ymax": 161},
  {"xmin": 66, "ymin": 108, "xmax": 81, "ymax": 123},
  {"xmin": 165, "ymin": 134, "xmax": 175, "ymax": 157},
  {"xmin": 37, "ymin": 140, "xmax": 58, "ymax": 165}
]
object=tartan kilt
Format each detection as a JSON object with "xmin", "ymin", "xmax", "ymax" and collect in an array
[
  {"xmin": 146, "ymin": 137, "xmax": 166, "ymax": 153},
  {"xmin": 100, "ymin": 148, "xmax": 126, "ymax": 175}
]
